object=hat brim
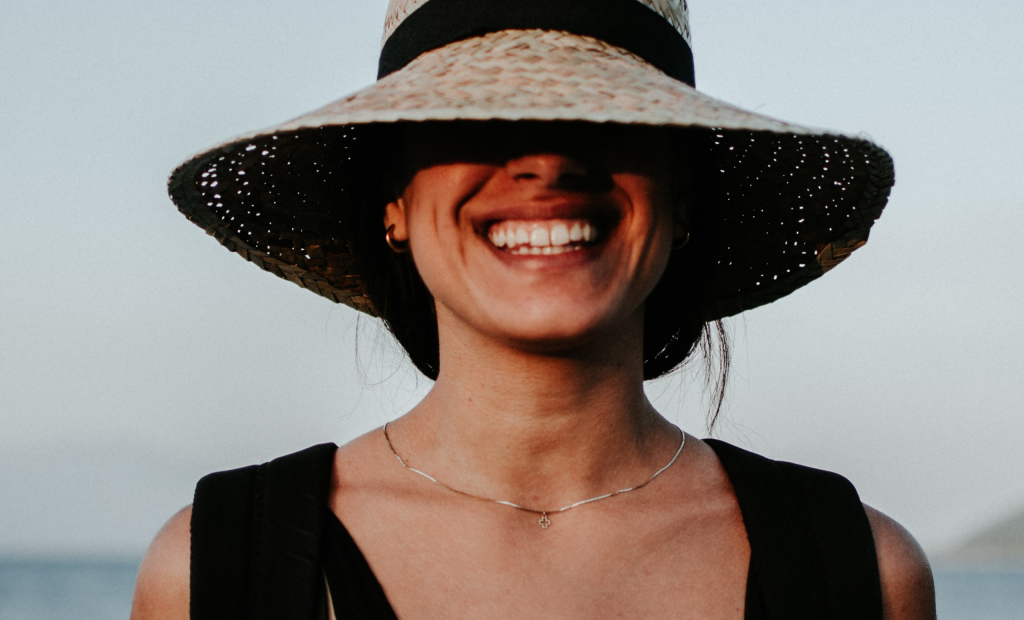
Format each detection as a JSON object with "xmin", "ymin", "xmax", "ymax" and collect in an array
[{"xmin": 169, "ymin": 29, "xmax": 894, "ymax": 318}]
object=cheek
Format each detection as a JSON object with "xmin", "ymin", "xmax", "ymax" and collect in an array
[
  {"xmin": 616, "ymin": 173, "xmax": 676, "ymax": 279},
  {"xmin": 403, "ymin": 195, "xmax": 455, "ymax": 296},
  {"xmin": 399, "ymin": 167, "xmax": 486, "ymax": 297},
  {"xmin": 402, "ymin": 163, "xmax": 494, "ymax": 232}
]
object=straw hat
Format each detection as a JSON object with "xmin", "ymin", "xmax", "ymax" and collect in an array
[{"xmin": 168, "ymin": 0, "xmax": 894, "ymax": 319}]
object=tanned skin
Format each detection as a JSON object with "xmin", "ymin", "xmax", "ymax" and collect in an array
[{"xmin": 132, "ymin": 123, "xmax": 935, "ymax": 620}]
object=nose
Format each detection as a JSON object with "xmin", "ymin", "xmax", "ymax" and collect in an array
[{"xmin": 505, "ymin": 153, "xmax": 590, "ymax": 190}]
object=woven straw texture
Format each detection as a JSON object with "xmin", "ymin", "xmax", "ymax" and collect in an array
[
  {"xmin": 269, "ymin": 30, "xmax": 804, "ymax": 130},
  {"xmin": 169, "ymin": 29, "xmax": 893, "ymax": 319}
]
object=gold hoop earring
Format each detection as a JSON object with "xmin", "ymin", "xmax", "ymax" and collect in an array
[
  {"xmin": 673, "ymin": 229, "xmax": 691, "ymax": 251},
  {"xmin": 385, "ymin": 225, "xmax": 410, "ymax": 253}
]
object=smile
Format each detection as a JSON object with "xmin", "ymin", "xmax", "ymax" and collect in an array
[{"xmin": 486, "ymin": 219, "xmax": 598, "ymax": 255}]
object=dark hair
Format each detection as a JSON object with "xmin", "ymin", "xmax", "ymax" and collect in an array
[{"xmin": 346, "ymin": 123, "xmax": 730, "ymax": 425}]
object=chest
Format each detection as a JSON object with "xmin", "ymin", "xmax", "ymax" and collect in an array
[
  {"xmin": 331, "ymin": 488, "xmax": 750, "ymax": 620},
  {"xmin": 189, "ymin": 441, "xmax": 882, "ymax": 620}
]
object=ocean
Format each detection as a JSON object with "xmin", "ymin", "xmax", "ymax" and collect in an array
[
  {"xmin": 0, "ymin": 559, "xmax": 139, "ymax": 620},
  {"xmin": 0, "ymin": 559, "xmax": 1021, "ymax": 619},
  {"xmin": 933, "ymin": 569, "xmax": 1024, "ymax": 619}
]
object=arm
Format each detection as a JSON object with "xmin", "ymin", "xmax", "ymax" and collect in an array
[
  {"xmin": 130, "ymin": 505, "xmax": 192, "ymax": 620},
  {"xmin": 864, "ymin": 505, "xmax": 936, "ymax": 620}
]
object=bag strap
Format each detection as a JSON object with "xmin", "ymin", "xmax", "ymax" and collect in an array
[
  {"xmin": 704, "ymin": 439, "xmax": 882, "ymax": 620},
  {"xmin": 191, "ymin": 443, "xmax": 339, "ymax": 620}
]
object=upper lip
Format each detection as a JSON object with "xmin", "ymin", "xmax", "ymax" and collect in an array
[{"xmin": 469, "ymin": 194, "xmax": 620, "ymax": 233}]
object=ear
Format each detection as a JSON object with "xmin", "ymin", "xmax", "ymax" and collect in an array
[{"xmin": 384, "ymin": 197, "xmax": 409, "ymax": 242}]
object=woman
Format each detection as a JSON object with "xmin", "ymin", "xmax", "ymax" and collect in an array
[{"xmin": 133, "ymin": 0, "xmax": 935, "ymax": 618}]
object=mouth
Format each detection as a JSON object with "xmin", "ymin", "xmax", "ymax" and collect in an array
[{"xmin": 485, "ymin": 219, "xmax": 601, "ymax": 255}]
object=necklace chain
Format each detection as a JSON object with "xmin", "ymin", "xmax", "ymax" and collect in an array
[{"xmin": 382, "ymin": 422, "xmax": 686, "ymax": 528}]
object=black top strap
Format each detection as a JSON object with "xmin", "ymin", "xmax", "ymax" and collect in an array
[
  {"xmin": 191, "ymin": 443, "xmax": 339, "ymax": 620},
  {"xmin": 191, "ymin": 462, "xmax": 259, "ymax": 620},
  {"xmin": 776, "ymin": 460, "xmax": 885, "ymax": 618},
  {"xmin": 705, "ymin": 440, "xmax": 883, "ymax": 620}
]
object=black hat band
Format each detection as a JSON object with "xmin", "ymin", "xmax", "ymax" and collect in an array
[{"xmin": 378, "ymin": 0, "xmax": 696, "ymax": 87}]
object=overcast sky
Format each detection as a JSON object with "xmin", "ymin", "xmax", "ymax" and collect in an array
[{"xmin": 1, "ymin": 0, "xmax": 1022, "ymax": 558}]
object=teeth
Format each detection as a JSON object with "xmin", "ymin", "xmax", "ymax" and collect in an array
[
  {"xmin": 530, "ymin": 228, "xmax": 550, "ymax": 247},
  {"xmin": 569, "ymin": 223, "xmax": 582, "ymax": 242},
  {"xmin": 550, "ymin": 224, "xmax": 570, "ymax": 246},
  {"xmin": 489, "ymin": 228, "xmax": 507, "ymax": 247},
  {"xmin": 487, "ymin": 219, "xmax": 599, "ymax": 253},
  {"xmin": 508, "ymin": 244, "xmax": 580, "ymax": 256},
  {"xmin": 516, "ymin": 227, "xmax": 530, "ymax": 246}
]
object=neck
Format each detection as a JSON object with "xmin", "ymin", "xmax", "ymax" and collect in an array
[{"xmin": 391, "ymin": 304, "xmax": 679, "ymax": 508}]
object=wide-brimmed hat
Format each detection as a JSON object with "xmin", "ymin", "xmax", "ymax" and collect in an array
[{"xmin": 169, "ymin": 0, "xmax": 894, "ymax": 319}]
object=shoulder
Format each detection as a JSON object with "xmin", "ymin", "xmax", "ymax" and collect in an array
[
  {"xmin": 864, "ymin": 505, "xmax": 937, "ymax": 620},
  {"xmin": 131, "ymin": 505, "xmax": 191, "ymax": 620},
  {"xmin": 333, "ymin": 425, "xmax": 389, "ymax": 478},
  {"xmin": 331, "ymin": 425, "xmax": 409, "ymax": 508},
  {"xmin": 704, "ymin": 440, "xmax": 936, "ymax": 618}
]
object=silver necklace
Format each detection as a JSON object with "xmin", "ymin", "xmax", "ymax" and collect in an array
[{"xmin": 383, "ymin": 423, "xmax": 686, "ymax": 529}]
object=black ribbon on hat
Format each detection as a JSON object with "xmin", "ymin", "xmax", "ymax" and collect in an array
[{"xmin": 378, "ymin": 0, "xmax": 696, "ymax": 87}]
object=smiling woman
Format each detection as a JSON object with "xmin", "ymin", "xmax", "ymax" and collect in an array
[
  {"xmin": 132, "ymin": 0, "xmax": 935, "ymax": 619},
  {"xmin": 363, "ymin": 122, "xmax": 721, "ymax": 383},
  {"xmin": 387, "ymin": 122, "xmax": 677, "ymax": 346}
]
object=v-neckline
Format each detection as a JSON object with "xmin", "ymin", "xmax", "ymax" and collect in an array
[{"xmin": 322, "ymin": 463, "xmax": 766, "ymax": 619}]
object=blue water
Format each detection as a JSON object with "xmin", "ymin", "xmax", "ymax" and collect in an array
[
  {"xmin": 0, "ymin": 560, "xmax": 1021, "ymax": 619},
  {"xmin": 0, "ymin": 559, "xmax": 139, "ymax": 620},
  {"xmin": 934, "ymin": 570, "xmax": 1024, "ymax": 619}
]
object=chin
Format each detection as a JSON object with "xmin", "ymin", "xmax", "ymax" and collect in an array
[{"xmin": 485, "ymin": 302, "xmax": 630, "ymax": 351}]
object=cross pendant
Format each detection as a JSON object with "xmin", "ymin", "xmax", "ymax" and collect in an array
[{"xmin": 538, "ymin": 513, "xmax": 551, "ymax": 528}]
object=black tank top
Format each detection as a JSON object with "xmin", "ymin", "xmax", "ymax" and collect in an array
[
  {"xmin": 320, "ymin": 440, "xmax": 881, "ymax": 619},
  {"xmin": 191, "ymin": 440, "xmax": 882, "ymax": 620}
]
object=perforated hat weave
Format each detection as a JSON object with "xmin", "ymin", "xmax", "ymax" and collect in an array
[{"xmin": 168, "ymin": 0, "xmax": 894, "ymax": 318}]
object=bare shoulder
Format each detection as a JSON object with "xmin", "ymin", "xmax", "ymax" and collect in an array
[
  {"xmin": 864, "ymin": 505, "xmax": 936, "ymax": 620},
  {"xmin": 130, "ymin": 505, "xmax": 191, "ymax": 620},
  {"xmin": 332, "ymin": 424, "xmax": 398, "ymax": 489},
  {"xmin": 333, "ymin": 425, "xmax": 386, "ymax": 469}
]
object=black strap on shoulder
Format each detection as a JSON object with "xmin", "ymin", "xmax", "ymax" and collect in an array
[
  {"xmin": 704, "ymin": 439, "xmax": 882, "ymax": 620},
  {"xmin": 191, "ymin": 462, "xmax": 259, "ymax": 620},
  {"xmin": 775, "ymin": 460, "xmax": 884, "ymax": 619},
  {"xmin": 191, "ymin": 443, "xmax": 339, "ymax": 620}
]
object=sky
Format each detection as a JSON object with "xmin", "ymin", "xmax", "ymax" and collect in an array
[{"xmin": 1, "ymin": 0, "xmax": 1022, "ymax": 558}]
